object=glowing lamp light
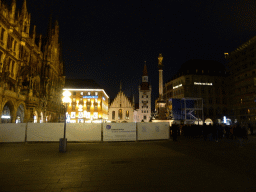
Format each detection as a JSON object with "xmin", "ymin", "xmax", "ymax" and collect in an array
[
  {"xmin": 62, "ymin": 96, "xmax": 71, "ymax": 104},
  {"xmin": 63, "ymin": 90, "xmax": 71, "ymax": 97}
]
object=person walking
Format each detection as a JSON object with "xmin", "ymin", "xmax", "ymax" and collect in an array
[
  {"xmin": 236, "ymin": 123, "xmax": 244, "ymax": 148},
  {"xmin": 203, "ymin": 123, "xmax": 208, "ymax": 141},
  {"xmin": 225, "ymin": 125, "xmax": 230, "ymax": 139},
  {"xmin": 248, "ymin": 123, "xmax": 254, "ymax": 135},
  {"xmin": 171, "ymin": 122, "xmax": 178, "ymax": 141}
]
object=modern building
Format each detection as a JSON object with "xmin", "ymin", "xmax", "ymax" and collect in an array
[
  {"xmin": 0, "ymin": 0, "xmax": 65, "ymax": 123},
  {"xmin": 108, "ymin": 85, "xmax": 134, "ymax": 123},
  {"xmin": 137, "ymin": 62, "xmax": 151, "ymax": 122},
  {"xmin": 163, "ymin": 59, "xmax": 228, "ymax": 124},
  {"xmin": 63, "ymin": 79, "xmax": 109, "ymax": 123},
  {"xmin": 225, "ymin": 36, "xmax": 256, "ymax": 127}
]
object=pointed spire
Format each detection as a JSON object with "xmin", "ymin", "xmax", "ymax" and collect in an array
[
  {"xmin": 143, "ymin": 61, "xmax": 148, "ymax": 76},
  {"xmin": 39, "ymin": 34, "xmax": 42, "ymax": 51},
  {"xmin": 132, "ymin": 94, "xmax": 135, "ymax": 108},
  {"xmin": 32, "ymin": 25, "xmax": 36, "ymax": 43},
  {"xmin": 10, "ymin": 0, "xmax": 16, "ymax": 23},
  {"xmin": 54, "ymin": 20, "xmax": 59, "ymax": 34},
  {"xmin": 21, "ymin": 0, "xmax": 27, "ymax": 16}
]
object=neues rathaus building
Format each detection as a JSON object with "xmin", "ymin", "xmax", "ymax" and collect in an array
[{"xmin": 0, "ymin": 0, "xmax": 65, "ymax": 123}]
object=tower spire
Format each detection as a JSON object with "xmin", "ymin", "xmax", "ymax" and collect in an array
[
  {"xmin": 32, "ymin": 25, "xmax": 36, "ymax": 43},
  {"xmin": 21, "ymin": 0, "xmax": 27, "ymax": 16},
  {"xmin": 142, "ymin": 61, "xmax": 148, "ymax": 76},
  {"xmin": 10, "ymin": 0, "xmax": 16, "ymax": 24}
]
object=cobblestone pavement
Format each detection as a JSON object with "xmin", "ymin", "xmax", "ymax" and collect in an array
[{"xmin": 0, "ymin": 135, "xmax": 256, "ymax": 192}]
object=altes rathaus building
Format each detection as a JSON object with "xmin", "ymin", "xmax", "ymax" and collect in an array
[{"xmin": 0, "ymin": 0, "xmax": 65, "ymax": 123}]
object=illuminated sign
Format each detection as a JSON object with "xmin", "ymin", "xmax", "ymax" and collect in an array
[
  {"xmin": 83, "ymin": 96, "xmax": 98, "ymax": 99},
  {"xmin": 194, "ymin": 82, "xmax": 213, "ymax": 86},
  {"xmin": 223, "ymin": 116, "xmax": 226, "ymax": 124},
  {"xmin": 173, "ymin": 84, "xmax": 182, "ymax": 89},
  {"xmin": 1, "ymin": 115, "xmax": 11, "ymax": 119}
]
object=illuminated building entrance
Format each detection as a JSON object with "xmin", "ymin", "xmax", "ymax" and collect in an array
[
  {"xmin": 1, "ymin": 103, "xmax": 12, "ymax": 123},
  {"xmin": 16, "ymin": 104, "xmax": 25, "ymax": 123}
]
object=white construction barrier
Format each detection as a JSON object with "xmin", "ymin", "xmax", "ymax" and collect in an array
[
  {"xmin": 0, "ymin": 123, "xmax": 26, "ymax": 142},
  {"xmin": 27, "ymin": 123, "xmax": 64, "ymax": 141},
  {"xmin": 137, "ymin": 122, "xmax": 170, "ymax": 140},
  {"xmin": 66, "ymin": 123, "xmax": 101, "ymax": 141},
  {"xmin": 103, "ymin": 123, "xmax": 136, "ymax": 141}
]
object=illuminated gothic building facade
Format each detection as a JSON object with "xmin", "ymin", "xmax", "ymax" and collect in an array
[
  {"xmin": 0, "ymin": 0, "xmax": 65, "ymax": 123},
  {"xmin": 108, "ymin": 85, "xmax": 134, "ymax": 123},
  {"xmin": 225, "ymin": 36, "xmax": 256, "ymax": 127},
  {"xmin": 163, "ymin": 59, "xmax": 228, "ymax": 124},
  {"xmin": 63, "ymin": 79, "xmax": 109, "ymax": 123}
]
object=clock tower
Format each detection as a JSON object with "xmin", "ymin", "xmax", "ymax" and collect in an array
[{"xmin": 138, "ymin": 61, "xmax": 152, "ymax": 122}]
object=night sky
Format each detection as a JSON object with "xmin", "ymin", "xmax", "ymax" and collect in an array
[{"xmin": 14, "ymin": 0, "xmax": 256, "ymax": 108}]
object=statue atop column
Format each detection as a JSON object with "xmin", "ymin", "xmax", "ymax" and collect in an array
[{"xmin": 155, "ymin": 53, "xmax": 167, "ymax": 120}]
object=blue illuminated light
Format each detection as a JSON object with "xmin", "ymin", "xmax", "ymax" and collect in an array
[{"xmin": 83, "ymin": 96, "xmax": 98, "ymax": 99}]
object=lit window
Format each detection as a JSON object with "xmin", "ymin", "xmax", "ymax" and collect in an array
[
  {"xmin": 95, "ymin": 92, "xmax": 98, "ymax": 96},
  {"xmin": 88, "ymin": 92, "xmax": 90, "ymax": 95},
  {"xmin": 93, "ymin": 112, "xmax": 98, "ymax": 119},
  {"xmin": 80, "ymin": 92, "xmax": 83, "ymax": 95},
  {"xmin": 71, "ymin": 112, "xmax": 76, "ymax": 118}
]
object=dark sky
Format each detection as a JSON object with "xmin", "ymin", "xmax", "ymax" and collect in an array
[{"xmin": 15, "ymin": 0, "xmax": 256, "ymax": 108}]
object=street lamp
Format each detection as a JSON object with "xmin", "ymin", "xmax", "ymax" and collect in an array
[{"xmin": 59, "ymin": 90, "xmax": 71, "ymax": 152}]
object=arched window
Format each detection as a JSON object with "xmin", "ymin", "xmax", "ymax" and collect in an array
[
  {"xmin": 118, "ymin": 109, "xmax": 122, "ymax": 120},
  {"xmin": 112, "ymin": 111, "xmax": 115, "ymax": 120},
  {"xmin": 126, "ymin": 111, "xmax": 129, "ymax": 120}
]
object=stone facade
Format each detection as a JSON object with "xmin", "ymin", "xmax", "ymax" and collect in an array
[
  {"xmin": 163, "ymin": 59, "xmax": 228, "ymax": 123},
  {"xmin": 63, "ymin": 79, "xmax": 109, "ymax": 123},
  {"xmin": 108, "ymin": 89, "xmax": 134, "ymax": 123},
  {"xmin": 138, "ymin": 62, "xmax": 151, "ymax": 122},
  {"xmin": 0, "ymin": 0, "xmax": 65, "ymax": 123},
  {"xmin": 225, "ymin": 36, "xmax": 256, "ymax": 127}
]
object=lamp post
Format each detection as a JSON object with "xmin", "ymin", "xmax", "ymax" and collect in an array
[{"xmin": 59, "ymin": 90, "xmax": 71, "ymax": 152}]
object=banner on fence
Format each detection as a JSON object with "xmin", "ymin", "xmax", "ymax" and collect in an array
[
  {"xmin": 137, "ymin": 122, "xmax": 169, "ymax": 140},
  {"xmin": 103, "ymin": 123, "xmax": 136, "ymax": 141}
]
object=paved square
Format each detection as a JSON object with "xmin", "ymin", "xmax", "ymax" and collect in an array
[{"xmin": 0, "ymin": 136, "xmax": 256, "ymax": 191}]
